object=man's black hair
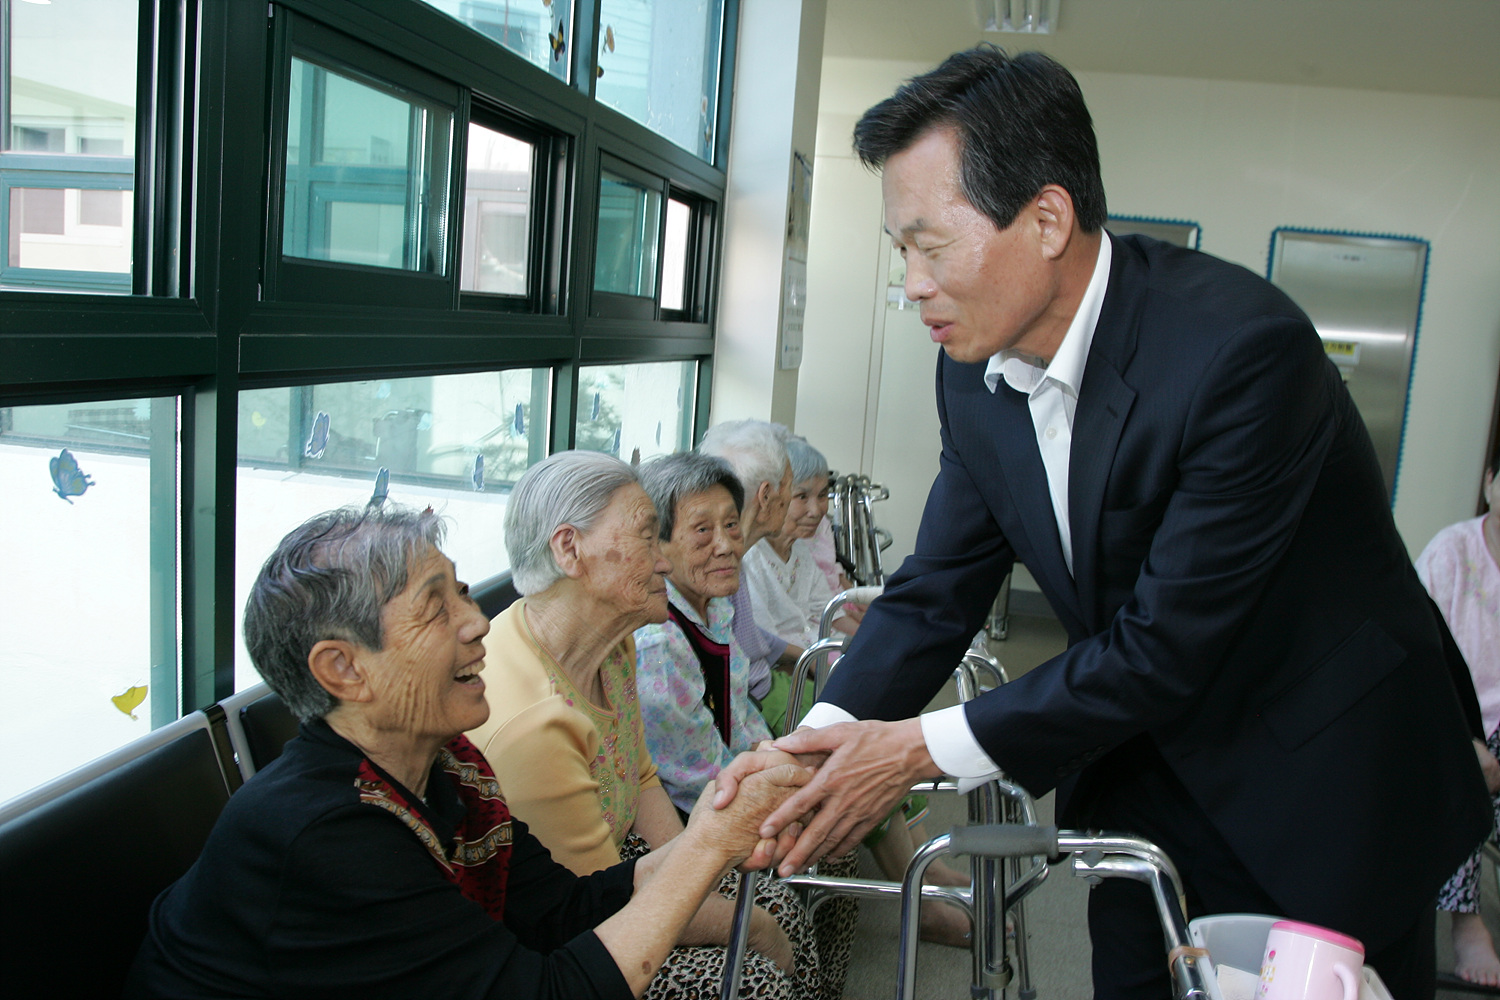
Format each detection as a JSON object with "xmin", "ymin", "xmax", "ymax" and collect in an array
[{"xmin": 853, "ymin": 45, "xmax": 1106, "ymax": 232}]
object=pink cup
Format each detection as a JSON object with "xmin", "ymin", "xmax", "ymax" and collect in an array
[{"xmin": 1256, "ymin": 920, "xmax": 1364, "ymax": 1000}]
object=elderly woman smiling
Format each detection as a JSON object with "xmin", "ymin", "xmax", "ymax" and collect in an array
[
  {"xmin": 124, "ymin": 504, "xmax": 803, "ymax": 1000},
  {"xmin": 633, "ymin": 452, "xmax": 861, "ymax": 1000},
  {"xmin": 467, "ymin": 451, "xmax": 828, "ymax": 1000}
]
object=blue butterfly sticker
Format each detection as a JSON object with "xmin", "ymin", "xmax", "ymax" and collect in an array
[
  {"xmin": 368, "ymin": 467, "xmax": 390, "ymax": 509},
  {"xmin": 471, "ymin": 452, "xmax": 485, "ymax": 493},
  {"xmin": 611, "ymin": 428, "xmax": 621, "ymax": 455},
  {"xmin": 512, "ymin": 403, "xmax": 525, "ymax": 438},
  {"xmin": 50, "ymin": 448, "xmax": 95, "ymax": 504},
  {"xmin": 304, "ymin": 411, "xmax": 330, "ymax": 460}
]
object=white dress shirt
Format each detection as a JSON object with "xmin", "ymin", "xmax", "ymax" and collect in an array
[{"xmin": 801, "ymin": 237, "xmax": 1113, "ymax": 788}]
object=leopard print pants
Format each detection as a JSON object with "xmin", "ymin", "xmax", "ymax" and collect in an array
[{"xmin": 621, "ymin": 834, "xmax": 860, "ymax": 1000}]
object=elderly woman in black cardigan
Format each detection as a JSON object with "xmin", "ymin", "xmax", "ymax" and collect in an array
[{"xmin": 125, "ymin": 503, "xmax": 805, "ymax": 1000}]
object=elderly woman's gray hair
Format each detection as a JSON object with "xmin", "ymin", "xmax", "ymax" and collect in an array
[
  {"xmin": 504, "ymin": 450, "xmax": 641, "ymax": 595},
  {"xmin": 639, "ymin": 452, "xmax": 746, "ymax": 541},
  {"xmin": 697, "ymin": 419, "xmax": 789, "ymax": 495},
  {"xmin": 244, "ymin": 504, "xmax": 446, "ymax": 723},
  {"xmin": 786, "ymin": 436, "xmax": 830, "ymax": 486}
]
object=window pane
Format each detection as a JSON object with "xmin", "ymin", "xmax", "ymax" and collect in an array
[
  {"xmin": 3, "ymin": 0, "xmax": 138, "ymax": 292},
  {"xmin": 594, "ymin": 0, "xmax": 724, "ymax": 161},
  {"xmin": 461, "ymin": 123, "xmax": 533, "ymax": 295},
  {"xmin": 575, "ymin": 361, "xmax": 695, "ymax": 462},
  {"xmin": 8, "ymin": 186, "xmax": 133, "ymax": 274},
  {"xmin": 235, "ymin": 369, "xmax": 549, "ymax": 690},
  {"xmin": 0, "ymin": 396, "xmax": 178, "ymax": 807},
  {"xmin": 594, "ymin": 169, "xmax": 660, "ymax": 297},
  {"xmin": 417, "ymin": 0, "xmax": 571, "ymax": 83},
  {"xmin": 282, "ymin": 57, "xmax": 453, "ymax": 274},
  {"xmin": 661, "ymin": 198, "xmax": 690, "ymax": 312}
]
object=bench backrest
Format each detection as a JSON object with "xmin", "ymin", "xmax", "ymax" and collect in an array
[{"xmin": 0, "ymin": 712, "xmax": 236, "ymax": 999}]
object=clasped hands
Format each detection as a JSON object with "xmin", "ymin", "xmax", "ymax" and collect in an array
[{"xmin": 711, "ymin": 718, "xmax": 941, "ymax": 876}]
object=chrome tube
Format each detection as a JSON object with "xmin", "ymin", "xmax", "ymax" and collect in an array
[
  {"xmin": 719, "ymin": 869, "xmax": 759, "ymax": 1000},
  {"xmin": 896, "ymin": 834, "xmax": 952, "ymax": 1000},
  {"xmin": 784, "ymin": 637, "xmax": 845, "ymax": 738}
]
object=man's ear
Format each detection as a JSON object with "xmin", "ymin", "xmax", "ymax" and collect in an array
[
  {"xmin": 549, "ymin": 523, "xmax": 586, "ymax": 580},
  {"xmin": 1033, "ymin": 185, "xmax": 1077, "ymax": 261},
  {"xmin": 308, "ymin": 639, "xmax": 370, "ymax": 704}
]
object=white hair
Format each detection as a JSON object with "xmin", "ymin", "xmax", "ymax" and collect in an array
[
  {"xmin": 504, "ymin": 450, "xmax": 640, "ymax": 595},
  {"xmin": 698, "ymin": 419, "xmax": 789, "ymax": 498}
]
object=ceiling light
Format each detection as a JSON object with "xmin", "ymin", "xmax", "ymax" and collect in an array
[{"xmin": 975, "ymin": 0, "xmax": 1059, "ymax": 34}]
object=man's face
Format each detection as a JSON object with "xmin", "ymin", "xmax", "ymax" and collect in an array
[{"xmin": 882, "ymin": 127, "xmax": 1060, "ymax": 364}]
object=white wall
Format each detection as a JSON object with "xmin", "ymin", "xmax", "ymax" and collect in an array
[{"xmin": 796, "ymin": 56, "xmax": 1500, "ymax": 578}]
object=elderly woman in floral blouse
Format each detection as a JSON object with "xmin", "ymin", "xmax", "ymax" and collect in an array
[
  {"xmin": 634, "ymin": 451, "xmax": 860, "ymax": 999},
  {"xmin": 467, "ymin": 450, "xmax": 825, "ymax": 1000}
]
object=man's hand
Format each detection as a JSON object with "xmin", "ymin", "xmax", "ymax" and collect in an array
[
  {"xmin": 759, "ymin": 718, "xmax": 941, "ymax": 875},
  {"xmin": 713, "ymin": 744, "xmax": 827, "ymax": 812},
  {"xmin": 1475, "ymin": 738, "xmax": 1500, "ymax": 795}
]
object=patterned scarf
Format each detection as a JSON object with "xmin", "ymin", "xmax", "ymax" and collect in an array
[{"xmin": 355, "ymin": 735, "xmax": 514, "ymax": 919}]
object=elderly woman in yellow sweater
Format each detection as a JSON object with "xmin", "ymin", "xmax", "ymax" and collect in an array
[{"xmin": 466, "ymin": 451, "xmax": 825, "ymax": 1000}]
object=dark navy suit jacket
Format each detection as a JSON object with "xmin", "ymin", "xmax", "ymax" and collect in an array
[{"xmin": 822, "ymin": 233, "xmax": 1490, "ymax": 948}]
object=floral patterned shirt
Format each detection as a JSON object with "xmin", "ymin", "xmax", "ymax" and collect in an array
[
  {"xmin": 1416, "ymin": 515, "xmax": 1500, "ymax": 738},
  {"xmin": 633, "ymin": 581, "xmax": 773, "ymax": 812}
]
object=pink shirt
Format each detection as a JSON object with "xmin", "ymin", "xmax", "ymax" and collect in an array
[{"xmin": 1416, "ymin": 515, "xmax": 1500, "ymax": 738}]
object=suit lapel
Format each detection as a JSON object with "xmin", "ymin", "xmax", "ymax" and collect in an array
[
  {"xmin": 1070, "ymin": 234, "xmax": 1144, "ymax": 629},
  {"xmin": 988, "ymin": 381, "xmax": 1085, "ymax": 625}
]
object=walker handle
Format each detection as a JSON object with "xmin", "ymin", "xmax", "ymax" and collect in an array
[{"xmin": 948, "ymin": 823, "xmax": 1060, "ymax": 861}]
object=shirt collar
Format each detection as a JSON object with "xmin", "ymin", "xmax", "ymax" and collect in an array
[{"xmin": 984, "ymin": 234, "xmax": 1113, "ymax": 395}]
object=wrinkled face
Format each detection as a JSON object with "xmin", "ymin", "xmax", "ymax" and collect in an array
[
  {"xmin": 753, "ymin": 462, "xmax": 794, "ymax": 542},
  {"xmin": 784, "ymin": 475, "xmax": 829, "ymax": 541},
  {"xmin": 883, "ymin": 127, "xmax": 1058, "ymax": 364},
  {"xmin": 357, "ymin": 547, "xmax": 491, "ymax": 742},
  {"xmin": 574, "ymin": 483, "xmax": 673, "ymax": 626},
  {"xmin": 663, "ymin": 484, "xmax": 744, "ymax": 611}
]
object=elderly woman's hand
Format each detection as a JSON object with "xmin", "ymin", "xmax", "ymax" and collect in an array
[{"xmin": 685, "ymin": 762, "xmax": 812, "ymax": 872}]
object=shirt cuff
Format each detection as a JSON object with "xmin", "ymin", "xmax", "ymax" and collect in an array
[
  {"xmin": 796, "ymin": 701, "xmax": 857, "ymax": 730},
  {"xmin": 920, "ymin": 703, "xmax": 1001, "ymax": 793}
]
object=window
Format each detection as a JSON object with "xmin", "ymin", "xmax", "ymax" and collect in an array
[
  {"xmin": 234, "ymin": 368, "xmax": 549, "ymax": 689},
  {"xmin": 0, "ymin": 395, "xmax": 178, "ymax": 803},
  {"xmin": 461, "ymin": 121, "xmax": 534, "ymax": 296},
  {"xmin": 661, "ymin": 197, "xmax": 691, "ymax": 312},
  {"xmin": 594, "ymin": 0, "xmax": 725, "ymax": 162},
  {"xmin": 282, "ymin": 57, "xmax": 453, "ymax": 274},
  {"xmin": 594, "ymin": 163, "xmax": 661, "ymax": 299},
  {"xmin": 574, "ymin": 361, "xmax": 696, "ymax": 463},
  {"xmin": 417, "ymin": 0, "xmax": 572, "ymax": 83},
  {"xmin": 1, "ymin": 0, "xmax": 138, "ymax": 292}
]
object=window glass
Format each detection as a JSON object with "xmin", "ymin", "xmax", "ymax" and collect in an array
[
  {"xmin": 594, "ymin": 0, "xmax": 724, "ymax": 161},
  {"xmin": 2, "ymin": 0, "xmax": 138, "ymax": 292},
  {"xmin": 594, "ymin": 168, "xmax": 660, "ymax": 297},
  {"xmin": 660, "ymin": 197, "xmax": 690, "ymax": 312},
  {"xmin": 461, "ymin": 123, "xmax": 533, "ymax": 295},
  {"xmin": 575, "ymin": 361, "xmax": 695, "ymax": 462},
  {"xmin": 0, "ymin": 396, "xmax": 178, "ymax": 807},
  {"xmin": 417, "ymin": 0, "xmax": 571, "ymax": 83},
  {"xmin": 282, "ymin": 57, "xmax": 453, "ymax": 273},
  {"xmin": 235, "ymin": 369, "xmax": 549, "ymax": 689}
]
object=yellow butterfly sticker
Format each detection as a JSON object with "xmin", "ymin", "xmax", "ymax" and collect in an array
[{"xmin": 112, "ymin": 684, "xmax": 148, "ymax": 721}]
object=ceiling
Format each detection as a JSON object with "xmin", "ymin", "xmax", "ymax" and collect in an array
[{"xmin": 821, "ymin": 0, "xmax": 1500, "ymax": 100}]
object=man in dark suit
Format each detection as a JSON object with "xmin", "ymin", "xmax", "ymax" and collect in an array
[{"xmin": 714, "ymin": 47, "xmax": 1491, "ymax": 998}]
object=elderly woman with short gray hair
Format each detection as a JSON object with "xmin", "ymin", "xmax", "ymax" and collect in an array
[
  {"xmin": 126, "ymin": 503, "xmax": 803, "ymax": 1000},
  {"xmin": 467, "ymin": 450, "xmax": 828, "ymax": 1000}
]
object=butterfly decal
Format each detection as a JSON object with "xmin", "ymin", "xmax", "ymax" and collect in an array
[
  {"xmin": 548, "ymin": 22, "xmax": 565, "ymax": 61},
  {"xmin": 655, "ymin": 420, "xmax": 662, "ymax": 446},
  {"xmin": 50, "ymin": 448, "xmax": 95, "ymax": 504},
  {"xmin": 512, "ymin": 403, "xmax": 526, "ymax": 438},
  {"xmin": 471, "ymin": 452, "xmax": 485, "ymax": 493},
  {"xmin": 112, "ymin": 684, "xmax": 148, "ymax": 721},
  {"xmin": 611, "ymin": 428, "xmax": 621, "ymax": 455},
  {"xmin": 368, "ymin": 467, "xmax": 390, "ymax": 509},
  {"xmin": 304, "ymin": 411, "xmax": 331, "ymax": 460},
  {"xmin": 597, "ymin": 24, "xmax": 615, "ymax": 77},
  {"xmin": 591, "ymin": 391, "xmax": 601, "ymax": 420}
]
